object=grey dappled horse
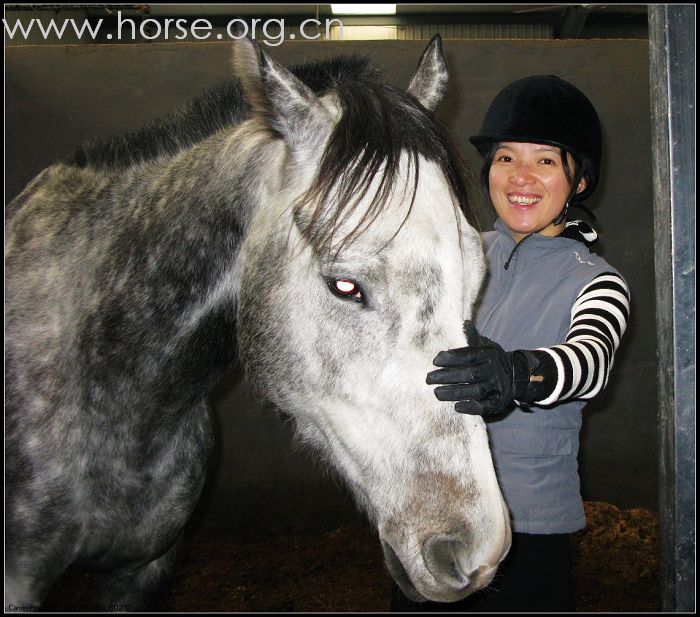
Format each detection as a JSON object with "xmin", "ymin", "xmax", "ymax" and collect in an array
[{"xmin": 4, "ymin": 36, "xmax": 510, "ymax": 610}]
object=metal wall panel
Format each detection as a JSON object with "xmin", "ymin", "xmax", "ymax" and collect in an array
[{"xmin": 648, "ymin": 5, "xmax": 696, "ymax": 613}]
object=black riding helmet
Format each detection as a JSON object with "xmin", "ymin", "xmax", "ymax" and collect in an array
[{"xmin": 469, "ymin": 75, "xmax": 602, "ymax": 204}]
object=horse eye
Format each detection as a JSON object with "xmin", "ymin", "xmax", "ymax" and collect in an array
[{"xmin": 328, "ymin": 278, "xmax": 363, "ymax": 302}]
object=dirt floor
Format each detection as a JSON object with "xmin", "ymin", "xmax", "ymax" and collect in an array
[
  {"xmin": 569, "ymin": 502, "xmax": 660, "ymax": 613},
  {"xmin": 43, "ymin": 501, "xmax": 659, "ymax": 612}
]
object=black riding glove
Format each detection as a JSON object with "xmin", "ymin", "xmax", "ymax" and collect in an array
[{"xmin": 426, "ymin": 320, "xmax": 553, "ymax": 417}]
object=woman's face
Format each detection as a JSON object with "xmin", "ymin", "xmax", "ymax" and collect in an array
[{"xmin": 488, "ymin": 142, "xmax": 585, "ymax": 243}]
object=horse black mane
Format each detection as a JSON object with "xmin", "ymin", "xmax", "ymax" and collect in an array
[
  {"xmin": 65, "ymin": 55, "xmax": 376, "ymax": 170},
  {"xmin": 67, "ymin": 52, "xmax": 478, "ymax": 249}
]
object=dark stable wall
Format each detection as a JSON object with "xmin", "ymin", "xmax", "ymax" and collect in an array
[{"xmin": 5, "ymin": 39, "xmax": 656, "ymax": 534}]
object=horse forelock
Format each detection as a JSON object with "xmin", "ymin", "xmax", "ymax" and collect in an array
[{"xmin": 293, "ymin": 78, "xmax": 478, "ymax": 259}]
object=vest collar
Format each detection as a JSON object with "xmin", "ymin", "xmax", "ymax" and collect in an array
[{"xmin": 493, "ymin": 218, "xmax": 598, "ymax": 270}]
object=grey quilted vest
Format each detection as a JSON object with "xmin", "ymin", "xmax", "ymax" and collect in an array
[{"xmin": 474, "ymin": 218, "xmax": 624, "ymax": 534}]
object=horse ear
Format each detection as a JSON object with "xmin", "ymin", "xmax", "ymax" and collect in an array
[
  {"xmin": 232, "ymin": 37, "xmax": 323, "ymax": 142},
  {"xmin": 406, "ymin": 34, "xmax": 448, "ymax": 111},
  {"xmin": 231, "ymin": 35, "xmax": 271, "ymax": 119}
]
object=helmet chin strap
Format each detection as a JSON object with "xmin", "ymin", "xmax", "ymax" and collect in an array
[
  {"xmin": 552, "ymin": 201, "xmax": 570, "ymax": 227},
  {"xmin": 552, "ymin": 165, "xmax": 588, "ymax": 227}
]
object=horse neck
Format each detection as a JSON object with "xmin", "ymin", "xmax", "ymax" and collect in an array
[
  {"xmin": 99, "ymin": 124, "xmax": 283, "ymax": 404},
  {"xmin": 140, "ymin": 120, "xmax": 282, "ymax": 287}
]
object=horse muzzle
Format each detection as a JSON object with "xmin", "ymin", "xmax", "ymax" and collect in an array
[{"xmin": 380, "ymin": 527, "xmax": 511, "ymax": 604}]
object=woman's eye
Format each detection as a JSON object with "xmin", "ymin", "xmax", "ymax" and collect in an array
[{"xmin": 328, "ymin": 278, "xmax": 364, "ymax": 302}]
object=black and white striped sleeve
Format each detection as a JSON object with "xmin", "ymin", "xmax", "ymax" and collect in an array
[{"xmin": 534, "ymin": 272, "xmax": 631, "ymax": 405}]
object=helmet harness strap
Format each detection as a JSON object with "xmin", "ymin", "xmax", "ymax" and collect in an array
[{"xmin": 552, "ymin": 162, "xmax": 588, "ymax": 226}]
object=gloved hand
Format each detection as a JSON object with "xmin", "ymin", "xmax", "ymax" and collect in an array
[{"xmin": 426, "ymin": 320, "xmax": 545, "ymax": 416}]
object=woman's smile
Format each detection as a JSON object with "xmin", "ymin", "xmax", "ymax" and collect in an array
[{"xmin": 506, "ymin": 192, "xmax": 543, "ymax": 208}]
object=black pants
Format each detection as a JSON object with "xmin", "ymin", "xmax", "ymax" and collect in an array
[{"xmin": 390, "ymin": 532, "xmax": 576, "ymax": 613}]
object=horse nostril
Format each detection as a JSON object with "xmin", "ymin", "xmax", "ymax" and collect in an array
[{"xmin": 422, "ymin": 534, "xmax": 471, "ymax": 589}]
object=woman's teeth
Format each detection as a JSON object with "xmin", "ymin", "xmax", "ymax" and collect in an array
[{"xmin": 508, "ymin": 195, "xmax": 541, "ymax": 205}]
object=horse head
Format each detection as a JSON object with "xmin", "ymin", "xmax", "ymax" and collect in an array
[{"xmin": 232, "ymin": 36, "xmax": 511, "ymax": 603}]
